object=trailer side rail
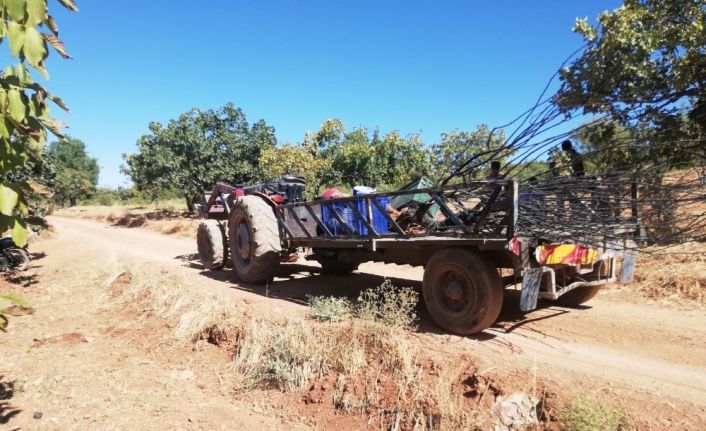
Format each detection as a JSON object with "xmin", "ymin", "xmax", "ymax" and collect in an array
[{"xmin": 275, "ymin": 179, "xmax": 519, "ymax": 248}]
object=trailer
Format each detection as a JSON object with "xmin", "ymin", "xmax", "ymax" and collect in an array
[{"xmin": 196, "ymin": 177, "xmax": 637, "ymax": 335}]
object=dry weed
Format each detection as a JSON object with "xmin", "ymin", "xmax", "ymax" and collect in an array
[
  {"xmin": 97, "ymin": 262, "xmax": 490, "ymax": 430},
  {"xmin": 630, "ymin": 242, "xmax": 706, "ymax": 306},
  {"xmin": 99, "ymin": 263, "xmax": 241, "ymax": 344}
]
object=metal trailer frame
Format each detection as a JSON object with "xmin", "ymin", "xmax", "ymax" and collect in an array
[
  {"xmin": 269, "ymin": 179, "xmax": 635, "ymax": 308},
  {"xmin": 198, "ymin": 178, "xmax": 638, "ymax": 328}
]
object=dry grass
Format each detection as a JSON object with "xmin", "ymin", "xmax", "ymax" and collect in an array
[
  {"xmin": 628, "ymin": 242, "xmax": 706, "ymax": 306},
  {"xmin": 54, "ymin": 200, "xmax": 199, "ymax": 238},
  {"xmin": 104, "ymin": 267, "xmax": 503, "ymax": 430}
]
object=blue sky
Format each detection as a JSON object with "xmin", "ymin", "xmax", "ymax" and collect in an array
[{"xmin": 41, "ymin": 1, "xmax": 620, "ymax": 186}]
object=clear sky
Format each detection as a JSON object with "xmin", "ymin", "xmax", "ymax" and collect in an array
[{"xmin": 42, "ymin": 1, "xmax": 621, "ymax": 186}]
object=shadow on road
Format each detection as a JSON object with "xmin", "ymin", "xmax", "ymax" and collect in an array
[
  {"xmin": 182, "ymin": 257, "xmax": 590, "ymax": 341},
  {"xmin": 0, "ymin": 376, "xmax": 21, "ymax": 425}
]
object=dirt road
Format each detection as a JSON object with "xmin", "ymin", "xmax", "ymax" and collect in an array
[{"xmin": 46, "ymin": 216, "xmax": 706, "ymax": 411}]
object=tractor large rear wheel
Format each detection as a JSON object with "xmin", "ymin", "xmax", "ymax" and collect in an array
[
  {"xmin": 229, "ymin": 196, "xmax": 281, "ymax": 283},
  {"xmin": 423, "ymin": 248, "xmax": 503, "ymax": 335},
  {"xmin": 197, "ymin": 219, "xmax": 227, "ymax": 270}
]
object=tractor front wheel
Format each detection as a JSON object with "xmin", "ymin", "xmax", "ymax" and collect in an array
[
  {"xmin": 229, "ymin": 196, "xmax": 281, "ymax": 283},
  {"xmin": 196, "ymin": 219, "xmax": 227, "ymax": 270}
]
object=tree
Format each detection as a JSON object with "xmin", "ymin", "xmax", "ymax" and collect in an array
[
  {"xmin": 47, "ymin": 137, "xmax": 98, "ymax": 206},
  {"xmin": 370, "ymin": 130, "xmax": 431, "ymax": 188},
  {"xmin": 431, "ymin": 124, "xmax": 507, "ymax": 183},
  {"xmin": 305, "ymin": 119, "xmax": 432, "ymax": 190},
  {"xmin": 123, "ymin": 103, "xmax": 277, "ymax": 211},
  {"xmin": 259, "ymin": 143, "xmax": 332, "ymax": 197},
  {"xmin": 556, "ymin": 0, "xmax": 706, "ymax": 150},
  {"xmin": 0, "ymin": 0, "xmax": 76, "ymax": 247}
]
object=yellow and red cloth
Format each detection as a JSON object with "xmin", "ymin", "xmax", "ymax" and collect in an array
[{"xmin": 535, "ymin": 244, "xmax": 598, "ymax": 266}]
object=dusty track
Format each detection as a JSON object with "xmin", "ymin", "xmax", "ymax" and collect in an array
[{"xmin": 47, "ymin": 217, "xmax": 706, "ymax": 407}]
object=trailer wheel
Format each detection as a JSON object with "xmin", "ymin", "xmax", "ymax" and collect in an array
[
  {"xmin": 197, "ymin": 219, "xmax": 228, "ymax": 270},
  {"xmin": 318, "ymin": 259, "xmax": 359, "ymax": 275},
  {"xmin": 423, "ymin": 248, "xmax": 503, "ymax": 335},
  {"xmin": 556, "ymin": 285, "xmax": 603, "ymax": 306},
  {"xmin": 229, "ymin": 196, "xmax": 281, "ymax": 283}
]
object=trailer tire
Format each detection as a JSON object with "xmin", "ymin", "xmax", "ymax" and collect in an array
[
  {"xmin": 197, "ymin": 219, "xmax": 227, "ymax": 270},
  {"xmin": 229, "ymin": 196, "xmax": 281, "ymax": 284},
  {"xmin": 318, "ymin": 259, "xmax": 359, "ymax": 275},
  {"xmin": 423, "ymin": 248, "xmax": 503, "ymax": 335},
  {"xmin": 556, "ymin": 285, "xmax": 603, "ymax": 306}
]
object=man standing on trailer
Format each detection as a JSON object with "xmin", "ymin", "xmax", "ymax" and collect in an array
[
  {"xmin": 561, "ymin": 140, "xmax": 585, "ymax": 177},
  {"xmin": 486, "ymin": 160, "xmax": 504, "ymax": 181}
]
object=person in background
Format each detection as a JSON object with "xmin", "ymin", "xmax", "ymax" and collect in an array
[
  {"xmin": 561, "ymin": 140, "xmax": 585, "ymax": 177},
  {"xmin": 486, "ymin": 160, "xmax": 503, "ymax": 181}
]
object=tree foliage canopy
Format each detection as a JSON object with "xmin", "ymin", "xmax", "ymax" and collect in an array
[
  {"xmin": 0, "ymin": 0, "xmax": 76, "ymax": 246},
  {"xmin": 306, "ymin": 119, "xmax": 431, "ymax": 189},
  {"xmin": 557, "ymin": 0, "xmax": 706, "ymax": 130},
  {"xmin": 47, "ymin": 137, "xmax": 98, "ymax": 206},
  {"xmin": 431, "ymin": 124, "xmax": 507, "ymax": 183},
  {"xmin": 123, "ymin": 103, "xmax": 277, "ymax": 208},
  {"xmin": 555, "ymin": 0, "xmax": 706, "ymax": 174}
]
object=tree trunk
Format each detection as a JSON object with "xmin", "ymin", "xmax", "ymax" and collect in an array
[
  {"xmin": 69, "ymin": 196, "xmax": 77, "ymax": 207},
  {"xmin": 185, "ymin": 195, "xmax": 195, "ymax": 213}
]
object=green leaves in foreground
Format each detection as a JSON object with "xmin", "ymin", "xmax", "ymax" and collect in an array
[
  {"xmin": 0, "ymin": 0, "xmax": 76, "ymax": 246},
  {"xmin": 0, "ymin": 292, "xmax": 31, "ymax": 332}
]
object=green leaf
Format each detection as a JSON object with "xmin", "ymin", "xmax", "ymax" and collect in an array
[
  {"xmin": 6, "ymin": 0, "xmax": 27, "ymax": 22},
  {"xmin": 11, "ymin": 217, "xmax": 28, "ymax": 247},
  {"xmin": 23, "ymin": 26, "xmax": 47, "ymax": 68},
  {"xmin": 0, "ymin": 292, "xmax": 30, "ymax": 308},
  {"xmin": 0, "ymin": 184, "xmax": 19, "ymax": 216},
  {"xmin": 57, "ymin": 0, "xmax": 78, "ymax": 12},
  {"xmin": 0, "ymin": 118, "xmax": 15, "ymax": 139},
  {"xmin": 7, "ymin": 89, "xmax": 27, "ymax": 123},
  {"xmin": 0, "ymin": 90, "xmax": 7, "ymax": 115},
  {"xmin": 34, "ymin": 61, "xmax": 49, "ymax": 80},
  {"xmin": 14, "ymin": 63, "xmax": 33, "ymax": 85},
  {"xmin": 0, "ymin": 119, "xmax": 8, "ymax": 140},
  {"xmin": 26, "ymin": 0, "xmax": 47, "ymax": 26},
  {"xmin": 7, "ymin": 21, "xmax": 25, "ymax": 57},
  {"xmin": 41, "ymin": 32, "xmax": 70, "ymax": 59}
]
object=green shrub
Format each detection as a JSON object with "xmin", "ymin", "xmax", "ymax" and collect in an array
[
  {"xmin": 560, "ymin": 397, "xmax": 635, "ymax": 431},
  {"xmin": 308, "ymin": 295, "xmax": 352, "ymax": 322},
  {"xmin": 356, "ymin": 279, "xmax": 419, "ymax": 330}
]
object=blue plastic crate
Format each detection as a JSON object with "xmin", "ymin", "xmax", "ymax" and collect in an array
[
  {"xmin": 321, "ymin": 201, "xmax": 353, "ymax": 235},
  {"xmin": 356, "ymin": 196, "xmax": 390, "ymax": 235}
]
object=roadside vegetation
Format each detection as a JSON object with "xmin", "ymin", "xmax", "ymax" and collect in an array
[
  {"xmin": 100, "ymin": 262, "xmax": 539, "ymax": 430},
  {"xmin": 630, "ymin": 242, "xmax": 706, "ymax": 307},
  {"xmin": 559, "ymin": 397, "xmax": 635, "ymax": 431}
]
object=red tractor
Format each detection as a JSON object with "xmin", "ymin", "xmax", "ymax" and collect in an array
[{"xmin": 195, "ymin": 175, "xmax": 306, "ymax": 282}]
